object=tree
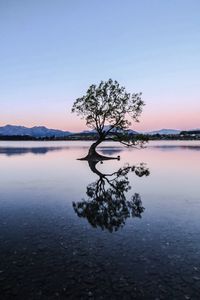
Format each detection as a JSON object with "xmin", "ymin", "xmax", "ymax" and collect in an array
[
  {"xmin": 72, "ymin": 79, "xmax": 147, "ymax": 160},
  {"xmin": 73, "ymin": 160, "xmax": 150, "ymax": 232}
]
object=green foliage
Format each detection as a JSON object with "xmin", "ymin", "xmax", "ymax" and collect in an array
[{"xmin": 72, "ymin": 79, "xmax": 144, "ymax": 136}]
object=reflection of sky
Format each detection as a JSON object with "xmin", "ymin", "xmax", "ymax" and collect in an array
[
  {"xmin": 1, "ymin": 140, "xmax": 200, "ymax": 299},
  {"xmin": 0, "ymin": 140, "xmax": 200, "ymax": 269},
  {"xmin": 0, "ymin": 1, "xmax": 200, "ymax": 131},
  {"xmin": 0, "ymin": 141, "xmax": 199, "ymax": 204}
]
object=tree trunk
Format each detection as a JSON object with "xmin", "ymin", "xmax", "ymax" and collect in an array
[
  {"xmin": 87, "ymin": 138, "xmax": 103, "ymax": 157},
  {"xmin": 78, "ymin": 137, "xmax": 120, "ymax": 161}
]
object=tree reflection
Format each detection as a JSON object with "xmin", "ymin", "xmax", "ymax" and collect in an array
[{"xmin": 73, "ymin": 161, "xmax": 150, "ymax": 232}]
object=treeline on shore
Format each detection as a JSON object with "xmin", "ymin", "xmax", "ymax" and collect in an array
[{"xmin": 0, "ymin": 131, "xmax": 200, "ymax": 141}]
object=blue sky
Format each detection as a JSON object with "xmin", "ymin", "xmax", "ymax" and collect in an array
[{"xmin": 0, "ymin": 0, "xmax": 200, "ymax": 131}]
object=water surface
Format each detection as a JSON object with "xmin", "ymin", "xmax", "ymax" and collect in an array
[{"xmin": 0, "ymin": 141, "xmax": 200, "ymax": 299}]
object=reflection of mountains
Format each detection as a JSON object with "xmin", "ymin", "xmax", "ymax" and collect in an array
[
  {"xmin": 98, "ymin": 147, "xmax": 123, "ymax": 156},
  {"xmin": 0, "ymin": 145, "xmax": 124, "ymax": 157},
  {"xmin": 150, "ymin": 145, "xmax": 200, "ymax": 151},
  {"xmin": 73, "ymin": 161, "xmax": 150, "ymax": 232},
  {"xmin": 0, "ymin": 147, "xmax": 66, "ymax": 156},
  {"xmin": 99, "ymin": 145, "xmax": 200, "ymax": 153}
]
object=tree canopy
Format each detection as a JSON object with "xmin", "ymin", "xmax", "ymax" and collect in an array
[{"xmin": 72, "ymin": 79, "xmax": 147, "ymax": 159}]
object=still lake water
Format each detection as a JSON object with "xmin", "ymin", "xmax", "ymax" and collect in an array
[{"xmin": 0, "ymin": 141, "xmax": 200, "ymax": 299}]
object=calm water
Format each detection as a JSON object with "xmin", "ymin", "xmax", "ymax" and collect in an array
[{"xmin": 0, "ymin": 141, "xmax": 200, "ymax": 299}]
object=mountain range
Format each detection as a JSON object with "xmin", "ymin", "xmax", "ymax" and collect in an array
[
  {"xmin": 0, "ymin": 125, "xmax": 71, "ymax": 138},
  {"xmin": 0, "ymin": 125, "xmax": 198, "ymax": 138},
  {"xmin": 144, "ymin": 129, "xmax": 180, "ymax": 135}
]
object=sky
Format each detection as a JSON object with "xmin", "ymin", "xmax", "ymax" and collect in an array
[{"xmin": 0, "ymin": 0, "xmax": 200, "ymax": 132}]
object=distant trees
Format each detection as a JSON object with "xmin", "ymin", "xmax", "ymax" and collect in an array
[{"xmin": 72, "ymin": 79, "xmax": 147, "ymax": 160}]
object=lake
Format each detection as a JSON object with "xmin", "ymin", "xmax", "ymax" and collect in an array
[{"xmin": 0, "ymin": 140, "xmax": 200, "ymax": 299}]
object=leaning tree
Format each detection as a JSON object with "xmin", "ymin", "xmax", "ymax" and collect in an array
[{"xmin": 72, "ymin": 79, "xmax": 147, "ymax": 160}]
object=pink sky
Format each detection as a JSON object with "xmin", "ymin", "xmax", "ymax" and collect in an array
[
  {"xmin": 1, "ymin": 1, "xmax": 200, "ymax": 133},
  {"xmin": 1, "ymin": 107, "xmax": 199, "ymax": 132}
]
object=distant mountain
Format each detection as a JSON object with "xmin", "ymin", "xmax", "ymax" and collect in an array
[
  {"xmin": 180, "ymin": 129, "xmax": 200, "ymax": 134},
  {"xmin": 189, "ymin": 128, "xmax": 200, "ymax": 132},
  {"xmin": 1, "ymin": 125, "xmax": 197, "ymax": 138},
  {"xmin": 0, "ymin": 125, "xmax": 72, "ymax": 137},
  {"xmin": 145, "ymin": 129, "xmax": 181, "ymax": 135},
  {"xmin": 78, "ymin": 125, "xmax": 138, "ymax": 135}
]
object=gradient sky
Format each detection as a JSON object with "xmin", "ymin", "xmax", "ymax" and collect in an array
[{"xmin": 0, "ymin": 0, "xmax": 200, "ymax": 132}]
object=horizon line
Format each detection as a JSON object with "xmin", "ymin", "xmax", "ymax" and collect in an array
[{"xmin": 1, "ymin": 123, "xmax": 200, "ymax": 133}]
